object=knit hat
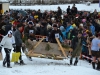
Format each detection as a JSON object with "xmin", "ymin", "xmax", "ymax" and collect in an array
[
  {"xmin": 79, "ymin": 23, "xmax": 83, "ymax": 27},
  {"xmin": 36, "ymin": 23, "xmax": 40, "ymax": 27},
  {"xmin": 72, "ymin": 24, "xmax": 76, "ymax": 28},
  {"xmin": 28, "ymin": 21, "xmax": 34, "ymax": 26},
  {"xmin": 60, "ymin": 26, "xmax": 65, "ymax": 31},
  {"xmin": 47, "ymin": 24, "xmax": 52, "ymax": 30},
  {"xmin": 7, "ymin": 30, "xmax": 12, "ymax": 35},
  {"xmin": 82, "ymin": 19, "xmax": 86, "ymax": 23}
]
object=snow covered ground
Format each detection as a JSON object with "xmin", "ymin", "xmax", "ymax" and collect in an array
[
  {"xmin": 0, "ymin": 48, "xmax": 100, "ymax": 75},
  {"xmin": 9, "ymin": 3, "xmax": 100, "ymax": 12},
  {"xmin": 0, "ymin": 3, "xmax": 100, "ymax": 75}
]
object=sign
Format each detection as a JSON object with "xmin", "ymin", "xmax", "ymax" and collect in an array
[
  {"xmin": 55, "ymin": 33, "xmax": 59, "ymax": 38},
  {"xmin": 29, "ymin": 30, "xmax": 34, "ymax": 34}
]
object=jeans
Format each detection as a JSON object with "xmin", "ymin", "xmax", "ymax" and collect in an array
[{"xmin": 3, "ymin": 48, "xmax": 11, "ymax": 67}]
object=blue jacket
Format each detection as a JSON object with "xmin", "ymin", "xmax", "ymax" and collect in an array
[
  {"xmin": 66, "ymin": 25, "xmax": 71, "ymax": 33},
  {"xmin": 90, "ymin": 25, "xmax": 95, "ymax": 35},
  {"xmin": 60, "ymin": 31, "xmax": 66, "ymax": 42}
]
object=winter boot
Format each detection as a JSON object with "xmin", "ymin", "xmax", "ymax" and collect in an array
[
  {"xmin": 96, "ymin": 61, "xmax": 100, "ymax": 70},
  {"xmin": 92, "ymin": 62, "xmax": 95, "ymax": 69},
  {"xmin": 88, "ymin": 55, "xmax": 92, "ymax": 63},
  {"xmin": 3, "ymin": 63, "xmax": 6, "ymax": 67},
  {"xmin": 20, "ymin": 60, "xmax": 26, "ymax": 65},
  {"xmin": 74, "ymin": 57, "xmax": 78, "ymax": 66},
  {"xmin": 7, "ymin": 66, "xmax": 12, "ymax": 68},
  {"xmin": 3, "ymin": 58, "xmax": 6, "ymax": 67},
  {"xmin": 74, "ymin": 60, "xmax": 78, "ymax": 66},
  {"xmin": 70, "ymin": 58, "xmax": 73, "ymax": 65}
]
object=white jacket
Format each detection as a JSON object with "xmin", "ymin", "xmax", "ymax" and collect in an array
[{"xmin": 0, "ymin": 35, "xmax": 15, "ymax": 50}]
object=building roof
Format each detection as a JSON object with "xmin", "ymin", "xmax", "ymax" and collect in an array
[{"xmin": 0, "ymin": 0, "xmax": 9, "ymax": 3}]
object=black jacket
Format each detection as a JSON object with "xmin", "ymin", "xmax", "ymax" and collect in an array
[
  {"xmin": 24, "ymin": 26, "xmax": 36, "ymax": 40},
  {"xmin": 49, "ymin": 29, "xmax": 63, "ymax": 43},
  {"xmin": 71, "ymin": 36, "xmax": 83, "ymax": 50},
  {"xmin": 67, "ymin": 8, "xmax": 71, "ymax": 15},
  {"xmin": 14, "ymin": 29, "xmax": 22, "ymax": 46},
  {"xmin": 40, "ymin": 27, "xmax": 47, "ymax": 36}
]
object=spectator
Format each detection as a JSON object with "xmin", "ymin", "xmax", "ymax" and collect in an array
[
  {"xmin": 70, "ymin": 32, "xmax": 83, "ymax": 66},
  {"xmin": 67, "ymin": 6, "xmax": 71, "ymax": 15},
  {"xmin": 24, "ymin": 21, "xmax": 36, "ymax": 61},
  {"xmin": 49, "ymin": 24, "xmax": 63, "ymax": 43},
  {"xmin": 57, "ymin": 6, "xmax": 62, "ymax": 18},
  {"xmin": 91, "ymin": 33, "xmax": 100, "ymax": 70},
  {"xmin": 89, "ymin": 22, "xmax": 95, "ymax": 35},
  {"xmin": 1, "ymin": 30, "xmax": 15, "ymax": 68}
]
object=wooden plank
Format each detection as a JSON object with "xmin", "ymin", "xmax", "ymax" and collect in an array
[
  {"xmin": 28, "ymin": 53, "xmax": 45, "ymax": 57},
  {"xmin": 26, "ymin": 41, "xmax": 65, "ymax": 56},
  {"xmin": 27, "ymin": 52, "xmax": 64, "ymax": 60},
  {"xmin": 56, "ymin": 38, "xmax": 67, "ymax": 58},
  {"xmin": 33, "ymin": 42, "xmax": 63, "ymax": 56},
  {"xmin": 58, "ymin": 47, "xmax": 73, "ymax": 52},
  {"xmin": 34, "ymin": 36, "xmax": 45, "ymax": 49}
]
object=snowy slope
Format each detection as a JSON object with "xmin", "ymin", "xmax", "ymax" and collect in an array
[
  {"xmin": 9, "ymin": 3, "xmax": 100, "ymax": 12},
  {"xmin": 0, "ymin": 49, "xmax": 100, "ymax": 75}
]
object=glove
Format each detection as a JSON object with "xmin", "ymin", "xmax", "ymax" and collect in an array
[
  {"xmin": 12, "ymin": 44, "xmax": 16, "ymax": 52},
  {"xmin": 13, "ymin": 47, "xmax": 16, "ymax": 52},
  {"xmin": 12, "ymin": 44, "xmax": 16, "ymax": 47}
]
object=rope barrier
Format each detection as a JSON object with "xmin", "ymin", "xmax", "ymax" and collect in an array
[
  {"xmin": 82, "ymin": 55, "xmax": 92, "ymax": 60},
  {"xmin": 82, "ymin": 54, "xmax": 99, "ymax": 63}
]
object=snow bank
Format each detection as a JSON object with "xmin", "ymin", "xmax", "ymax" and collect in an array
[{"xmin": 9, "ymin": 3, "xmax": 100, "ymax": 12}]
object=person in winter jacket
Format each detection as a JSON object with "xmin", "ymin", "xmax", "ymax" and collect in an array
[
  {"xmin": 24, "ymin": 21, "xmax": 36, "ymax": 61},
  {"xmin": 40, "ymin": 22, "xmax": 47, "ymax": 36},
  {"xmin": 82, "ymin": 34, "xmax": 89, "ymax": 59},
  {"xmin": 24, "ymin": 21, "xmax": 36, "ymax": 41},
  {"xmin": 91, "ymin": 33, "xmax": 100, "ymax": 70},
  {"xmin": 0, "ymin": 27, "xmax": 5, "ymax": 52},
  {"xmin": 57, "ymin": 6, "xmax": 62, "ymax": 18},
  {"xmin": 89, "ymin": 22, "xmax": 95, "ymax": 35},
  {"xmin": 49, "ymin": 24, "xmax": 63, "ymax": 43},
  {"xmin": 67, "ymin": 6, "xmax": 71, "ymax": 15},
  {"xmin": 14, "ymin": 24, "xmax": 25, "ymax": 65},
  {"xmin": 70, "ymin": 32, "xmax": 83, "ymax": 66},
  {"xmin": 59, "ymin": 26, "xmax": 66, "ymax": 42},
  {"xmin": 46, "ymin": 24, "xmax": 52, "ymax": 42},
  {"xmin": 0, "ymin": 30, "xmax": 15, "ymax": 68}
]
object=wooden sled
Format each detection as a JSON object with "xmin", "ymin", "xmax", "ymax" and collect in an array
[{"xmin": 25, "ymin": 35, "xmax": 73, "ymax": 60}]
